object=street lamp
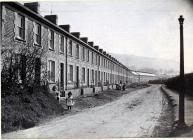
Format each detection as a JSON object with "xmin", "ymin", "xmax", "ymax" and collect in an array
[{"xmin": 178, "ymin": 15, "xmax": 185, "ymax": 126}]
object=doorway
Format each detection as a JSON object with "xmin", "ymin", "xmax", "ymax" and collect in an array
[
  {"xmin": 76, "ymin": 66, "xmax": 79, "ymax": 88},
  {"xmin": 87, "ymin": 69, "xmax": 89, "ymax": 87},
  {"xmin": 60, "ymin": 63, "xmax": 64, "ymax": 91}
]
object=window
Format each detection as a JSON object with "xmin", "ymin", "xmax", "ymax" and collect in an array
[
  {"xmin": 76, "ymin": 44, "xmax": 79, "ymax": 58},
  {"xmin": 82, "ymin": 47, "xmax": 85, "ymax": 61},
  {"xmin": 91, "ymin": 52, "xmax": 94, "ymax": 64},
  {"xmin": 82, "ymin": 67, "xmax": 85, "ymax": 83},
  {"xmin": 91, "ymin": 69, "xmax": 94, "ymax": 83},
  {"xmin": 68, "ymin": 65, "xmax": 73, "ymax": 82},
  {"xmin": 98, "ymin": 71, "xmax": 100, "ymax": 81},
  {"xmin": 68, "ymin": 40, "xmax": 72, "ymax": 56},
  {"xmin": 49, "ymin": 30, "xmax": 54, "ymax": 50},
  {"xmin": 35, "ymin": 23, "xmax": 41, "ymax": 45},
  {"xmin": 48, "ymin": 60, "xmax": 55, "ymax": 82},
  {"xmin": 95, "ymin": 54, "xmax": 97, "ymax": 65},
  {"xmin": 60, "ymin": 35, "xmax": 64, "ymax": 53},
  {"xmin": 87, "ymin": 49, "xmax": 89, "ymax": 62},
  {"xmin": 17, "ymin": 14, "xmax": 25, "ymax": 39}
]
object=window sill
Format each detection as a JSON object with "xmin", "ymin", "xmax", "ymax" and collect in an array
[
  {"xmin": 15, "ymin": 37, "xmax": 26, "ymax": 43},
  {"xmin": 59, "ymin": 51, "xmax": 65, "ymax": 54},
  {"xmin": 48, "ymin": 81, "xmax": 56, "ymax": 84},
  {"xmin": 49, "ymin": 48, "xmax": 55, "ymax": 51},
  {"xmin": 68, "ymin": 54, "xmax": 73, "ymax": 57},
  {"xmin": 34, "ymin": 43, "xmax": 42, "ymax": 48}
]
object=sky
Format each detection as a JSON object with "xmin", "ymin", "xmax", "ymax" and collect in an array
[{"xmin": 39, "ymin": 0, "xmax": 193, "ymax": 73}]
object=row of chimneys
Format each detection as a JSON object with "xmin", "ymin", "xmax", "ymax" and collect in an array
[{"xmin": 23, "ymin": 2, "xmax": 119, "ymax": 62}]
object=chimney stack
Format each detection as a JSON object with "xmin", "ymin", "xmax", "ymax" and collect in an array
[
  {"xmin": 71, "ymin": 32, "xmax": 80, "ymax": 38},
  {"xmin": 59, "ymin": 25, "xmax": 70, "ymax": 32},
  {"xmin": 24, "ymin": 2, "xmax": 39, "ymax": 14},
  {"xmin": 94, "ymin": 46, "xmax": 99, "ymax": 50},
  {"xmin": 80, "ymin": 37, "xmax": 88, "ymax": 43},
  {"xmin": 99, "ymin": 49, "xmax": 103, "ymax": 53},
  {"xmin": 88, "ymin": 41, "xmax": 94, "ymax": 47},
  {"xmin": 44, "ymin": 15, "xmax": 58, "ymax": 25}
]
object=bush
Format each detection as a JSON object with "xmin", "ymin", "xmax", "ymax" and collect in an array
[
  {"xmin": 1, "ymin": 88, "xmax": 64, "ymax": 133},
  {"xmin": 165, "ymin": 73, "xmax": 193, "ymax": 96}
]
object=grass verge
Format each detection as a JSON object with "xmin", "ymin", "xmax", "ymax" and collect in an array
[{"xmin": 1, "ymin": 90, "xmax": 64, "ymax": 134}]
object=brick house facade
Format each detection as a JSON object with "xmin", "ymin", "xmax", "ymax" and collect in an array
[{"xmin": 1, "ymin": 2, "xmax": 131, "ymax": 96}]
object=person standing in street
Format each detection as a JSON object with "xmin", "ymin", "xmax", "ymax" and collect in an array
[{"xmin": 66, "ymin": 92, "xmax": 74, "ymax": 110}]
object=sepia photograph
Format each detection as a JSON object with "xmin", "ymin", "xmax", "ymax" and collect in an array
[{"xmin": 1, "ymin": 0, "xmax": 193, "ymax": 138}]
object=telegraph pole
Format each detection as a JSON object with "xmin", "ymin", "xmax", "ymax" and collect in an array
[{"xmin": 178, "ymin": 15, "xmax": 185, "ymax": 126}]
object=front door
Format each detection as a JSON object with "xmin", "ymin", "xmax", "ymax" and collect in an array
[
  {"xmin": 76, "ymin": 66, "xmax": 79, "ymax": 88},
  {"xmin": 60, "ymin": 63, "xmax": 64, "ymax": 91},
  {"xmin": 87, "ymin": 69, "xmax": 89, "ymax": 87}
]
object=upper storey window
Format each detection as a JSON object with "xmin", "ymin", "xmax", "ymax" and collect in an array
[
  {"xmin": 76, "ymin": 44, "xmax": 79, "ymax": 59},
  {"xmin": 82, "ymin": 47, "xmax": 85, "ymax": 61},
  {"xmin": 17, "ymin": 14, "xmax": 25, "ymax": 40},
  {"xmin": 87, "ymin": 49, "xmax": 89, "ymax": 62},
  {"xmin": 91, "ymin": 52, "xmax": 94, "ymax": 64},
  {"xmin": 60, "ymin": 35, "xmax": 64, "ymax": 53},
  {"xmin": 68, "ymin": 40, "xmax": 72, "ymax": 56},
  {"xmin": 34, "ymin": 23, "xmax": 41, "ymax": 45},
  {"xmin": 49, "ymin": 30, "xmax": 54, "ymax": 50}
]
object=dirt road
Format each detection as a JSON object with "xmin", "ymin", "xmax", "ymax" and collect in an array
[{"xmin": 2, "ymin": 85, "xmax": 166, "ymax": 139}]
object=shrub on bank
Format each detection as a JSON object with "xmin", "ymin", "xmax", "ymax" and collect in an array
[{"xmin": 1, "ymin": 88, "xmax": 64, "ymax": 133}]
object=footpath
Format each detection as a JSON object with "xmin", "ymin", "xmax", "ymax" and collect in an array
[
  {"xmin": 37, "ymin": 84, "xmax": 148, "ymax": 126},
  {"xmin": 59, "ymin": 85, "xmax": 146, "ymax": 114},
  {"xmin": 162, "ymin": 85, "xmax": 193, "ymax": 137},
  {"xmin": 2, "ymin": 85, "xmax": 165, "ymax": 139}
]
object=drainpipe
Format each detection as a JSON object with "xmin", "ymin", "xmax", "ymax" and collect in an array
[{"xmin": 65, "ymin": 37, "xmax": 68, "ymax": 90}]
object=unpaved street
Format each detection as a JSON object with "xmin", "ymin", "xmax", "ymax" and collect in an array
[{"xmin": 2, "ymin": 85, "xmax": 166, "ymax": 139}]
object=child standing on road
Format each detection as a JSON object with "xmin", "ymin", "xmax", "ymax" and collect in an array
[{"xmin": 66, "ymin": 92, "xmax": 74, "ymax": 110}]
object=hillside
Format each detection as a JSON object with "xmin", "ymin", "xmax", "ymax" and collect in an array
[{"xmin": 111, "ymin": 53, "xmax": 179, "ymax": 75}]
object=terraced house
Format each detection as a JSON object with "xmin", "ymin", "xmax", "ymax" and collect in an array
[{"xmin": 1, "ymin": 2, "xmax": 131, "ymax": 96}]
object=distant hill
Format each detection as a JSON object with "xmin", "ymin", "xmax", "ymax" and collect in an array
[{"xmin": 111, "ymin": 53, "xmax": 179, "ymax": 75}]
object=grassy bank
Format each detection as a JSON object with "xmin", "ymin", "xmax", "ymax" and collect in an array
[
  {"xmin": 1, "ymin": 90, "xmax": 64, "ymax": 134},
  {"xmin": 165, "ymin": 73, "xmax": 193, "ymax": 96}
]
